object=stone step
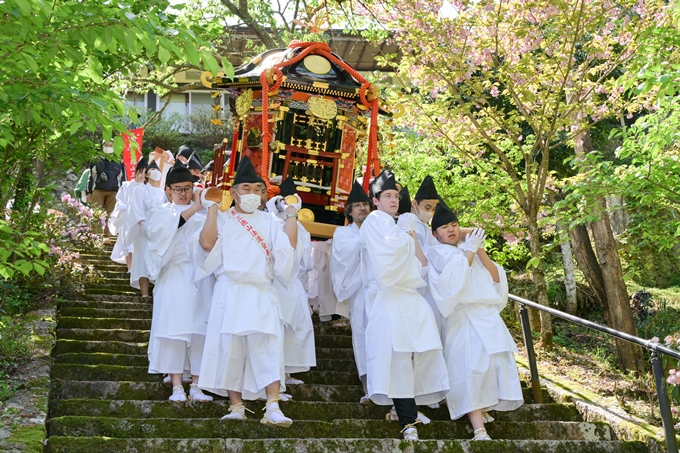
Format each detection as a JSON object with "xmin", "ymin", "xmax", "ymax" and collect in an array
[
  {"xmin": 51, "ymin": 364, "xmax": 361, "ymax": 385},
  {"xmin": 52, "ymin": 340, "xmax": 353, "ymax": 361},
  {"xmin": 47, "ymin": 416, "xmax": 613, "ymax": 441},
  {"xmin": 43, "ymin": 437, "xmax": 651, "ymax": 453},
  {"xmin": 59, "ymin": 300, "xmax": 151, "ymax": 310},
  {"xmin": 49, "ymin": 380, "xmax": 550, "ymax": 404},
  {"xmin": 50, "ymin": 381, "xmax": 365, "ymax": 402},
  {"xmin": 58, "ymin": 317, "xmax": 151, "ymax": 330},
  {"xmin": 53, "ymin": 353, "xmax": 358, "ymax": 373},
  {"xmin": 86, "ymin": 288, "xmax": 141, "ymax": 296},
  {"xmin": 49, "ymin": 399, "xmax": 581, "ymax": 423},
  {"xmin": 59, "ymin": 307, "xmax": 152, "ymax": 319},
  {"xmin": 55, "ymin": 329, "xmax": 353, "ymax": 348}
]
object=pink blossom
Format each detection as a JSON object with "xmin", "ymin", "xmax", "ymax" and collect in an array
[
  {"xmin": 665, "ymin": 335, "xmax": 674, "ymax": 347},
  {"xmin": 650, "ymin": 337, "xmax": 660, "ymax": 344},
  {"xmin": 490, "ymin": 86, "xmax": 499, "ymax": 97}
]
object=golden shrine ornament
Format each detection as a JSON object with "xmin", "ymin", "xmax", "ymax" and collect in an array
[
  {"xmin": 235, "ymin": 89, "xmax": 253, "ymax": 117},
  {"xmin": 308, "ymin": 96, "xmax": 337, "ymax": 120},
  {"xmin": 303, "ymin": 55, "xmax": 332, "ymax": 75}
]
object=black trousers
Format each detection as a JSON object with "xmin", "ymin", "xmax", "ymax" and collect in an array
[{"xmin": 393, "ymin": 398, "xmax": 417, "ymax": 428}]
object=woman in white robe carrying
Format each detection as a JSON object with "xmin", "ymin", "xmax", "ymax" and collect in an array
[
  {"xmin": 267, "ymin": 177, "xmax": 316, "ymax": 385},
  {"xmin": 427, "ymin": 203, "xmax": 524, "ymax": 441},
  {"xmin": 124, "ymin": 159, "xmax": 166, "ymax": 297},
  {"xmin": 331, "ymin": 181, "xmax": 372, "ymax": 402},
  {"xmin": 108, "ymin": 158, "xmax": 145, "ymax": 267}
]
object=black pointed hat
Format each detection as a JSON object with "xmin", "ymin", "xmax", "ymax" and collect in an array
[
  {"xmin": 370, "ymin": 170, "xmax": 398, "ymax": 196},
  {"xmin": 165, "ymin": 159, "xmax": 193, "ymax": 187},
  {"xmin": 431, "ymin": 203, "xmax": 459, "ymax": 232},
  {"xmin": 279, "ymin": 176, "xmax": 296, "ymax": 197},
  {"xmin": 397, "ymin": 186, "xmax": 411, "ymax": 215},
  {"xmin": 135, "ymin": 156, "xmax": 148, "ymax": 173},
  {"xmin": 233, "ymin": 156, "xmax": 261, "ymax": 185},
  {"xmin": 414, "ymin": 175, "xmax": 439, "ymax": 200},
  {"xmin": 177, "ymin": 144, "xmax": 193, "ymax": 158},
  {"xmin": 188, "ymin": 155, "xmax": 202, "ymax": 171},
  {"xmin": 346, "ymin": 181, "xmax": 371, "ymax": 210},
  {"xmin": 147, "ymin": 159, "xmax": 159, "ymax": 171},
  {"xmin": 202, "ymin": 160, "xmax": 214, "ymax": 173}
]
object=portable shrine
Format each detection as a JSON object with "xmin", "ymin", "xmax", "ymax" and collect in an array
[{"xmin": 206, "ymin": 41, "xmax": 389, "ymax": 238}]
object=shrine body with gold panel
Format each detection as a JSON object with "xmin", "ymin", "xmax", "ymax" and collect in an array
[{"xmin": 203, "ymin": 41, "xmax": 394, "ymax": 239}]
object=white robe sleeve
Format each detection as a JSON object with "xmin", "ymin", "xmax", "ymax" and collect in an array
[
  {"xmin": 427, "ymin": 244, "xmax": 473, "ymax": 318},
  {"xmin": 270, "ymin": 214, "xmax": 298, "ymax": 291},
  {"xmin": 108, "ymin": 182, "xmax": 131, "ymax": 235},
  {"xmin": 123, "ymin": 184, "xmax": 147, "ymax": 247},
  {"xmin": 360, "ymin": 212, "xmax": 425, "ymax": 291},
  {"xmin": 145, "ymin": 203, "xmax": 182, "ymax": 280},
  {"xmin": 331, "ymin": 226, "xmax": 362, "ymax": 301}
]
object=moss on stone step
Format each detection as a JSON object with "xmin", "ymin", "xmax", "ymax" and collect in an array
[
  {"xmin": 50, "ymin": 380, "xmax": 365, "ymax": 402},
  {"xmin": 53, "ymin": 339, "xmax": 147, "ymax": 355},
  {"xmin": 58, "ymin": 300, "xmax": 150, "ymax": 310},
  {"xmin": 45, "ymin": 437, "xmax": 225, "ymax": 453},
  {"xmin": 58, "ymin": 316, "xmax": 151, "ymax": 330},
  {"xmin": 47, "ymin": 416, "xmax": 613, "ymax": 441},
  {"xmin": 49, "ymin": 399, "xmax": 581, "ymax": 423},
  {"xmin": 56, "ymin": 328, "xmax": 149, "ymax": 342},
  {"xmin": 59, "ymin": 308, "xmax": 151, "ymax": 319},
  {"xmin": 54, "ymin": 352, "xmax": 148, "ymax": 366}
]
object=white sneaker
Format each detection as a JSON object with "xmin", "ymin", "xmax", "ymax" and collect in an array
[
  {"xmin": 403, "ymin": 427, "xmax": 418, "ymax": 440},
  {"xmin": 359, "ymin": 394, "xmax": 371, "ymax": 404},
  {"xmin": 168, "ymin": 385, "xmax": 187, "ymax": 402},
  {"xmin": 385, "ymin": 407, "xmax": 431, "ymax": 425},
  {"xmin": 260, "ymin": 401, "xmax": 293, "ymax": 428},
  {"xmin": 220, "ymin": 403, "xmax": 252, "ymax": 420},
  {"xmin": 285, "ymin": 376, "xmax": 304, "ymax": 385},
  {"xmin": 189, "ymin": 384, "xmax": 213, "ymax": 402}
]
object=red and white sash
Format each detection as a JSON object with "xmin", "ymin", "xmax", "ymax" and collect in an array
[{"xmin": 228, "ymin": 208, "xmax": 272, "ymax": 265}]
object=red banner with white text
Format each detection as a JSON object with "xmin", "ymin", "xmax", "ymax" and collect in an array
[{"xmin": 122, "ymin": 128, "xmax": 144, "ymax": 181}]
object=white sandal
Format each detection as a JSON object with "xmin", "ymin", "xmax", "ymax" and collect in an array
[
  {"xmin": 188, "ymin": 384, "xmax": 213, "ymax": 402},
  {"xmin": 168, "ymin": 385, "xmax": 187, "ymax": 402},
  {"xmin": 473, "ymin": 427, "xmax": 492, "ymax": 440},
  {"xmin": 385, "ymin": 407, "xmax": 431, "ymax": 424},
  {"xmin": 401, "ymin": 420, "xmax": 421, "ymax": 440},
  {"xmin": 260, "ymin": 398, "xmax": 293, "ymax": 428},
  {"xmin": 220, "ymin": 402, "xmax": 254, "ymax": 420}
]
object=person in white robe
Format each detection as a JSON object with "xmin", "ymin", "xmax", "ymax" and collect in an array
[
  {"xmin": 267, "ymin": 176, "xmax": 316, "ymax": 386},
  {"xmin": 197, "ymin": 156, "xmax": 299, "ymax": 427},
  {"xmin": 331, "ymin": 181, "xmax": 371, "ymax": 403},
  {"xmin": 150, "ymin": 147, "xmax": 175, "ymax": 189},
  {"xmin": 427, "ymin": 203, "xmax": 524, "ymax": 441},
  {"xmin": 144, "ymin": 160, "xmax": 213, "ymax": 403},
  {"xmin": 108, "ymin": 158, "xmax": 145, "ymax": 268},
  {"xmin": 360, "ymin": 170, "xmax": 449, "ymax": 441},
  {"xmin": 309, "ymin": 240, "xmax": 349, "ymax": 323},
  {"xmin": 124, "ymin": 160, "xmax": 167, "ymax": 297}
]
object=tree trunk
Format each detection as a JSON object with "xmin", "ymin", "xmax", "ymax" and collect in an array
[
  {"xmin": 527, "ymin": 220, "xmax": 553, "ymax": 347},
  {"xmin": 573, "ymin": 130, "xmax": 646, "ymax": 374},
  {"xmin": 590, "ymin": 198, "xmax": 647, "ymax": 373},
  {"xmin": 558, "ymin": 221, "xmax": 578, "ymax": 315},
  {"xmin": 567, "ymin": 224, "xmax": 610, "ymax": 321}
]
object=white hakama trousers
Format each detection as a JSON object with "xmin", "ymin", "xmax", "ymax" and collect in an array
[
  {"xmin": 147, "ymin": 259, "xmax": 208, "ymax": 375},
  {"xmin": 365, "ymin": 291, "xmax": 449, "ymax": 406},
  {"xmin": 280, "ymin": 280, "xmax": 316, "ymax": 374},
  {"xmin": 199, "ymin": 277, "xmax": 286, "ymax": 400},
  {"xmin": 130, "ymin": 234, "xmax": 151, "ymax": 289},
  {"xmin": 348, "ymin": 290, "xmax": 368, "ymax": 378},
  {"xmin": 148, "ymin": 334, "xmax": 205, "ymax": 375},
  {"xmin": 443, "ymin": 310, "xmax": 524, "ymax": 420},
  {"xmin": 110, "ymin": 235, "xmax": 131, "ymax": 265}
]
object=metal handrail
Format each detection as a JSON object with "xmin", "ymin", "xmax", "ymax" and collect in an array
[{"xmin": 508, "ymin": 293, "xmax": 679, "ymax": 453}]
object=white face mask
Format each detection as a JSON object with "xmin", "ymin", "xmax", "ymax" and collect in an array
[
  {"xmin": 236, "ymin": 192, "xmax": 261, "ymax": 213},
  {"xmin": 147, "ymin": 169, "xmax": 162, "ymax": 181},
  {"xmin": 103, "ymin": 146, "xmax": 114, "ymax": 154},
  {"xmin": 416, "ymin": 204, "xmax": 434, "ymax": 224}
]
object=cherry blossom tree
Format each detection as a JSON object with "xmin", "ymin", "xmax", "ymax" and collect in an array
[{"xmin": 357, "ymin": 0, "xmax": 667, "ymax": 371}]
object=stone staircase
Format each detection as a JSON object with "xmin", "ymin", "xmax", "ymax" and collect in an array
[{"xmin": 45, "ymin": 249, "xmax": 651, "ymax": 452}]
